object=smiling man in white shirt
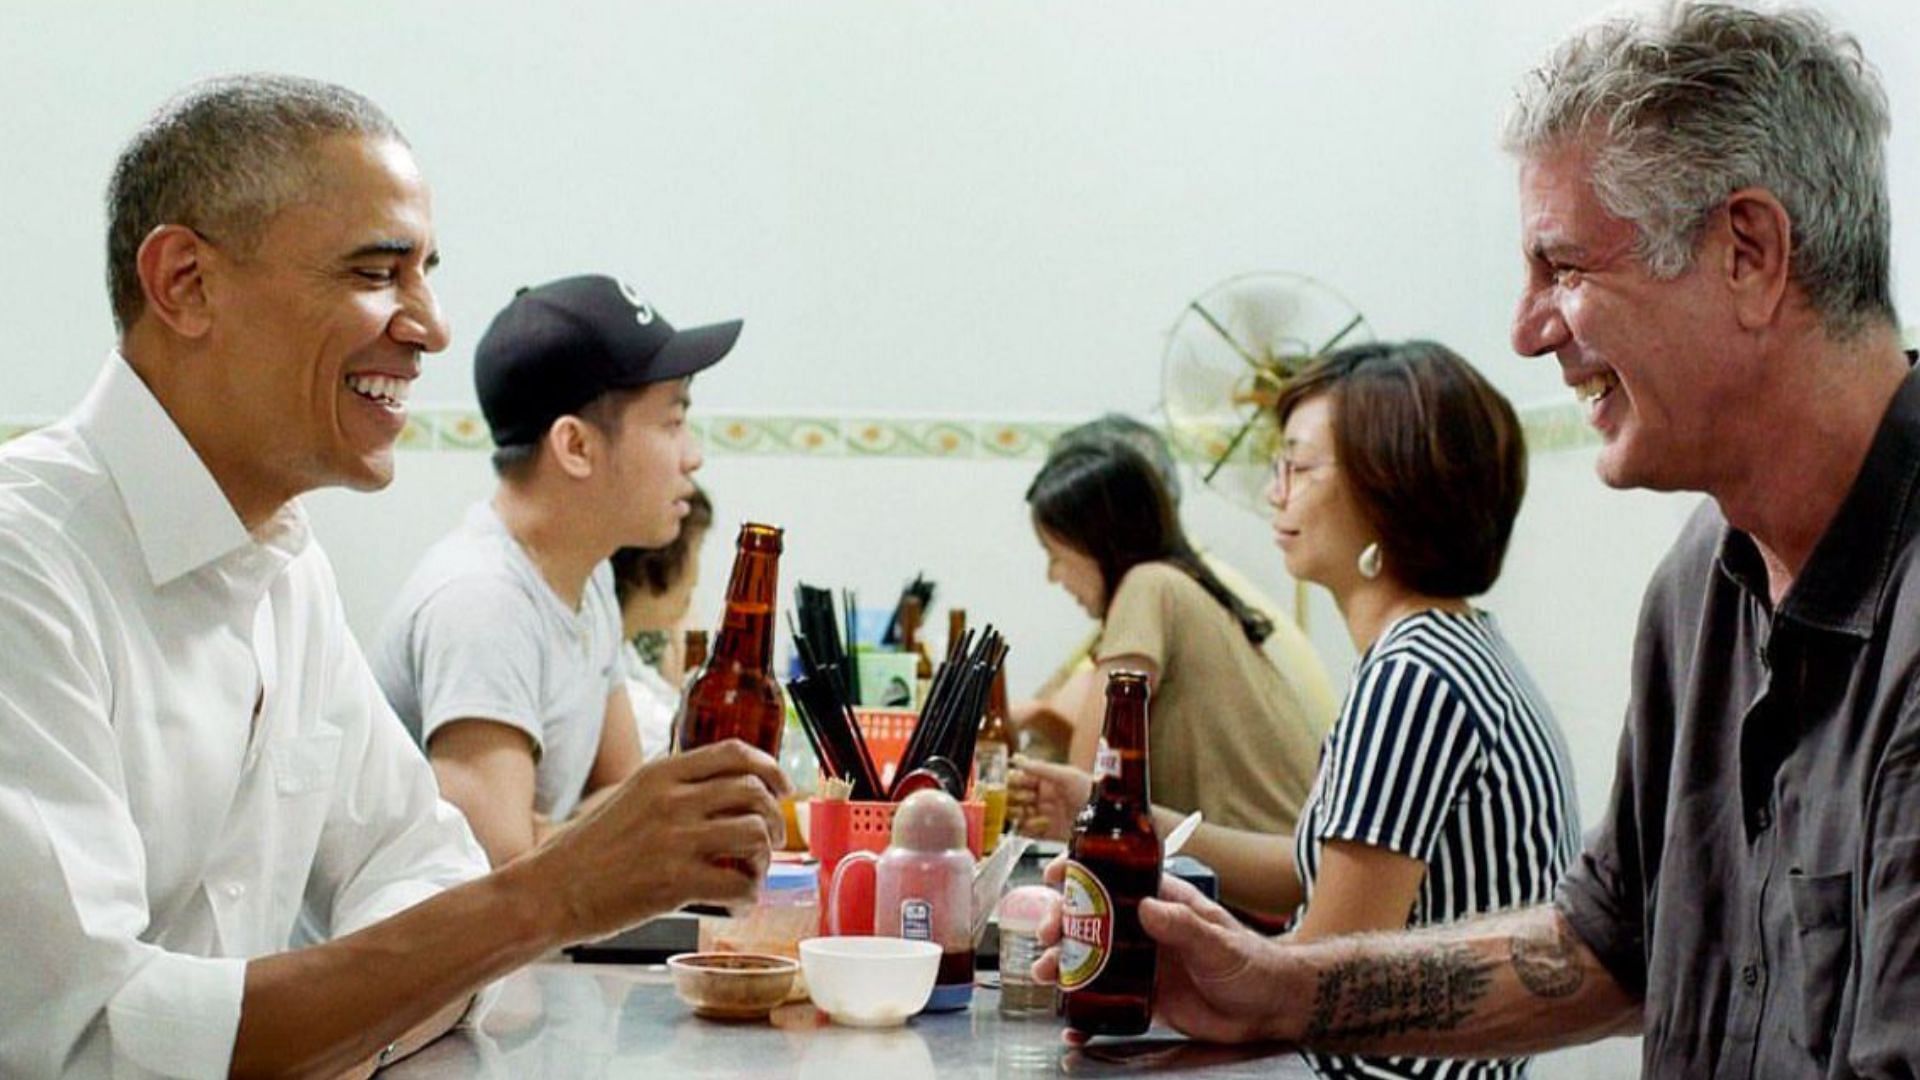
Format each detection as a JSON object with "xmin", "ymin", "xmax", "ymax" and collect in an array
[{"xmin": 0, "ymin": 74, "xmax": 786, "ymax": 1079}]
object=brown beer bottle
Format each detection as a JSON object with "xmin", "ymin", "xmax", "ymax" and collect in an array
[
  {"xmin": 901, "ymin": 595, "xmax": 934, "ymax": 709},
  {"xmin": 973, "ymin": 664, "xmax": 1015, "ymax": 853},
  {"xmin": 1060, "ymin": 670, "xmax": 1161, "ymax": 1036},
  {"xmin": 681, "ymin": 629, "xmax": 709, "ymax": 682},
  {"xmin": 673, "ymin": 523, "xmax": 785, "ymax": 758}
]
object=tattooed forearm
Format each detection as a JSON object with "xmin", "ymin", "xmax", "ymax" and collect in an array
[
  {"xmin": 1303, "ymin": 943, "xmax": 1494, "ymax": 1043},
  {"xmin": 1509, "ymin": 917, "xmax": 1586, "ymax": 999}
]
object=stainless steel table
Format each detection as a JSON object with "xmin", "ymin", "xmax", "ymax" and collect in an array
[{"xmin": 385, "ymin": 961, "xmax": 1315, "ymax": 1078}]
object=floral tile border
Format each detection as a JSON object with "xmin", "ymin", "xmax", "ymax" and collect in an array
[
  {"xmin": 1522, "ymin": 402, "xmax": 1599, "ymax": 455},
  {"xmin": 703, "ymin": 416, "xmax": 844, "ymax": 456},
  {"xmin": 978, "ymin": 422, "xmax": 1070, "ymax": 460},
  {"xmin": 0, "ymin": 404, "xmax": 1602, "ymax": 459},
  {"xmin": 427, "ymin": 411, "xmax": 495, "ymax": 450},
  {"xmin": 844, "ymin": 418, "xmax": 973, "ymax": 458}
]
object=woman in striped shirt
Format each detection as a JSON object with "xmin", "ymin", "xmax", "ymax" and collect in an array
[{"xmin": 1016, "ymin": 340, "xmax": 1579, "ymax": 1080}]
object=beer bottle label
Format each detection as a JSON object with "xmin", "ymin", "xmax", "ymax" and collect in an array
[
  {"xmin": 1093, "ymin": 739, "xmax": 1120, "ymax": 781},
  {"xmin": 1058, "ymin": 860, "xmax": 1114, "ymax": 991},
  {"xmin": 900, "ymin": 898, "xmax": 932, "ymax": 942}
]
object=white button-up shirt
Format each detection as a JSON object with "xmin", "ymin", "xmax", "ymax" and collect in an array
[{"xmin": 0, "ymin": 356, "xmax": 489, "ymax": 1078}]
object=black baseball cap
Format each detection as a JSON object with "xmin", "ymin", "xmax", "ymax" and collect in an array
[{"xmin": 473, "ymin": 274, "xmax": 742, "ymax": 447}]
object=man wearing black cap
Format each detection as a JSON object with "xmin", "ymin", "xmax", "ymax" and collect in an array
[{"xmin": 374, "ymin": 274, "xmax": 740, "ymax": 867}]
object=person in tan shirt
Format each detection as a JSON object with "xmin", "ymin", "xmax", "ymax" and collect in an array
[
  {"xmin": 1018, "ymin": 437, "xmax": 1329, "ymax": 835},
  {"xmin": 1013, "ymin": 414, "xmax": 1337, "ymax": 767}
]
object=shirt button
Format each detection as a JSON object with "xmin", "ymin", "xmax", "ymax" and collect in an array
[
  {"xmin": 1741, "ymin": 963, "xmax": 1759, "ymax": 988},
  {"xmin": 1750, "ymin": 806, "xmax": 1773, "ymax": 831},
  {"xmin": 225, "ymin": 883, "xmax": 246, "ymax": 900}
]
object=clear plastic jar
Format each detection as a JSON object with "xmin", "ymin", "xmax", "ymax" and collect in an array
[
  {"xmin": 996, "ymin": 885, "xmax": 1057, "ymax": 1017},
  {"xmin": 698, "ymin": 863, "xmax": 820, "ymax": 960}
]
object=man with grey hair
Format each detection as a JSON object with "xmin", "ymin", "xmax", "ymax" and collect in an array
[
  {"xmin": 0, "ymin": 74, "xmax": 786, "ymax": 1078},
  {"xmin": 1038, "ymin": 4, "xmax": 1918, "ymax": 1075}
]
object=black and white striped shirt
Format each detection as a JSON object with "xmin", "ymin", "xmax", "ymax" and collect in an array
[{"xmin": 1293, "ymin": 609, "xmax": 1581, "ymax": 1080}]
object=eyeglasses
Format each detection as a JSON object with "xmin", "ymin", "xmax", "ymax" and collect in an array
[{"xmin": 1271, "ymin": 452, "xmax": 1337, "ymax": 503}]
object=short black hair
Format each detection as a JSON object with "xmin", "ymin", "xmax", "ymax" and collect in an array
[
  {"xmin": 106, "ymin": 73, "xmax": 403, "ymax": 332},
  {"xmin": 489, "ymin": 386, "xmax": 638, "ymax": 480}
]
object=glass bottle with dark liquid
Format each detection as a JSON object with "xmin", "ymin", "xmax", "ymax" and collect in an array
[
  {"xmin": 674, "ymin": 522, "xmax": 785, "ymax": 759},
  {"xmin": 901, "ymin": 595, "xmax": 933, "ymax": 710},
  {"xmin": 974, "ymin": 663, "xmax": 1014, "ymax": 854},
  {"xmin": 1060, "ymin": 670, "xmax": 1161, "ymax": 1036},
  {"xmin": 681, "ymin": 629, "xmax": 709, "ymax": 684}
]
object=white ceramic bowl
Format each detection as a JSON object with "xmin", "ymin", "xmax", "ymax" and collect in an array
[{"xmin": 799, "ymin": 936, "xmax": 942, "ymax": 1027}]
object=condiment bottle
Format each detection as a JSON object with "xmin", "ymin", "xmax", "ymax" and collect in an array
[
  {"xmin": 995, "ymin": 885, "xmax": 1057, "ymax": 1017},
  {"xmin": 884, "ymin": 790, "xmax": 975, "ymax": 1011},
  {"xmin": 828, "ymin": 789, "xmax": 976, "ymax": 1011}
]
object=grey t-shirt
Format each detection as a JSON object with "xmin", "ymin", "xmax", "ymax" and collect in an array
[
  {"xmin": 1557, "ymin": 362, "xmax": 1920, "ymax": 1077},
  {"xmin": 373, "ymin": 501, "xmax": 623, "ymax": 821}
]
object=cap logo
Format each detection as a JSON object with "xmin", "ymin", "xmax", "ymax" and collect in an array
[{"xmin": 617, "ymin": 280, "xmax": 656, "ymax": 326}]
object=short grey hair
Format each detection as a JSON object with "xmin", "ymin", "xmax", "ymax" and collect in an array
[
  {"xmin": 1053, "ymin": 412, "xmax": 1183, "ymax": 504},
  {"xmin": 1504, "ymin": 1, "xmax": 1896, "ymax": 338},
  {"xmin": 106, "ymin": 73, "xmax": 405, "ymax": 332}
]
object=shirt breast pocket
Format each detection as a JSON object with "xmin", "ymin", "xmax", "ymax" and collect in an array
[
  {"xmin": 1786, "ymin": 868, "xmax": 1853, "ymax": 1064},
  {"xmin": 272, "ymin": 731, "xmax": 343, "ymax": 798}
]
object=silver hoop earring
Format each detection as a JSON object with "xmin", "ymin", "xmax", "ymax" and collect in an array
[{"xmin": 1357, "ymin": 542, "xmax": 1383, "ymax": 580}]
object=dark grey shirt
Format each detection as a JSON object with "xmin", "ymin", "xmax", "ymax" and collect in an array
[{"xmin": 1558, "ymin": 363, "xmax": 1920, "ymax": 1077}]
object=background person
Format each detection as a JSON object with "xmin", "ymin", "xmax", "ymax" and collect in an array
[
  {"xmin": 1011, "ymin": 414, "xmax": 1339, "ymax": 763},
  {"xmin": 374, "ymin": 274, "xmax": 738, "ymax": 867},
  {"xmin": 1018, "ymin": 436, "xmax": 1328, "ymax": 836},
  {"xmin": 611, "ymin": 484, "xmax": 715, "ymax": 761}
]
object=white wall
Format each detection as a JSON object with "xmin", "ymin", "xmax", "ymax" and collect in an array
[
  {"xmin": 7, "ymin": 4, "xmax": 1918, "ymax": 1075},
  {"xmin": 1, "ymin": 1, "xmax": 1912, "ymax": 421}
]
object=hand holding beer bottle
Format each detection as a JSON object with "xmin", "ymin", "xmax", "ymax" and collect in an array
[
  {"xmin": 1058, "ymin": 669, "xmax": 1162, "ymax": 1037},
  {"xmin": 1039, "ymin": 862, "xmax": 1287, "ymax": 1046}
]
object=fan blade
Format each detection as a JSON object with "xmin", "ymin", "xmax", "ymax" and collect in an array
[
  {"xmin": 1165, "ymin": 272, "xmax": 1372, "ymax": 520},
  {"xmin": 1188, "ymin": 301, "xmax": 1264, "ymax": 373},
  {"xmin": 1202, "ymin": 409, "xmax": 1264, "ymax": 484},
  {"xmin": 1317, "ymin": 312, "xmax": 1366, "ymax": 356}
]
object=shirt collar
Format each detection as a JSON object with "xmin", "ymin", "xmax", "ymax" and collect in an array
[
  {"xmin": 76, "ymin": 352, "xmax": 310, "ymax": 588},
  {"xmin": 1721, "ymin": 353, "xmax": 1920, "ymax": 638}
]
